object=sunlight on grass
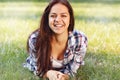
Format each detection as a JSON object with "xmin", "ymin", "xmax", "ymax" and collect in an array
[
  {"xmin": 0, "ymin": 2, "xmax": 120, "ymax": 80},
  {"xmin": 0, "ymin": 2, "xmax": 47, "ymax": 19},
  {"xmin": 73, "ymin": 3, "xmax": 120, "ymax": 55}
]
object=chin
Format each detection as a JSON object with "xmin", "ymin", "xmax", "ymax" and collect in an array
[{"xmin": 53, "ymin": 31, "xmax": 64, "ymax": 35}]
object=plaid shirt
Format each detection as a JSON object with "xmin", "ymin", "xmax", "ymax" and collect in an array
[{"xmin": 23, "ymin": 30, "xmax": 88, "ymax": 77}]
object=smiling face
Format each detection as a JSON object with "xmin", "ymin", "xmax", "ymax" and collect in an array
[{"xmin": 48, "ymin": 3, "xmax": 70, "ymax": 35}]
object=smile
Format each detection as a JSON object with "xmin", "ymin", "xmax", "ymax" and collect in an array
[{"xmin": 54, "ymin": 24, "xmax": 64, "ymax": 28}]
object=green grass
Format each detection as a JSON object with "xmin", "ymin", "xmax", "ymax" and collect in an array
[{"xmin": 0, "ymin": 2, "xmax": 120, "ymax": 80}]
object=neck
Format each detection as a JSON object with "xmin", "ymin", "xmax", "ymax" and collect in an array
[
  {"xmin": 52, "ymin": 32, "xmax": 68, "ymax": 45},
  {"xmin": 51, "ymin": 32, "xmax": 68, "ymax": 60}
]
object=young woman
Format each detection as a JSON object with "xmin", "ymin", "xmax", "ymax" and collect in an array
[{"xmin": 23, "ymin": 0, "xmax": 88, "ymax": 80}]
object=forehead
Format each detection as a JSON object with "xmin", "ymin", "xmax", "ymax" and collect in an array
[{"xmin": 50, "ymin": 3, "xmax": 69, "ymax": 14}]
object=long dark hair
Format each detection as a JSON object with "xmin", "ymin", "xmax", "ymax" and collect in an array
[{"xmin": 27, "ymin": 0, "xmax": 74, "ymax": 76}]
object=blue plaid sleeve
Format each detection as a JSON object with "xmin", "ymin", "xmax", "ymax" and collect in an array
[
  {"xmin": 23, "ymin": 33, "xmax": 37, "ymax": 75},
  {"xmin": 71, "ymin": 31, "xmax": 87, "ymax": 73},
  {"xmin": 63, "ymin": 30, "xmax": 88, "ymax": 76}
]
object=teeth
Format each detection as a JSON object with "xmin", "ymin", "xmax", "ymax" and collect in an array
[{"xmin": 55, "ymin": 25, "xmax": 62, "ymax": 27}]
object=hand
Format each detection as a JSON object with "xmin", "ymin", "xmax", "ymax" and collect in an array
[
  {"xmin": 46, "ymin": 70, "xmax": 63, "ymax": 80},
  {"xmin": 46, "ymin": 70, "xmax": 69, "ymax": 80},
  {"xmin": 57, "ymin": 74, "xmax": 69, "ymax": 80}
]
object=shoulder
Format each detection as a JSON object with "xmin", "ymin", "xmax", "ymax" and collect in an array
[
  {"xmin": 28, "ymin": 30, "xmax": 39, "ymax": 49},
  {"xmin": 72, "ymin": 30, "xmax": 87, "ymax": 38},
  {"xmin": 68, "ymin": 30, "xmax": 88, "ymax": 45},
  {"xmin": 29, "ymin": 30, "xmax": 39, "ymax": 43}
]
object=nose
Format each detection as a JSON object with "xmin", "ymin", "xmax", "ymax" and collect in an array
[{"xmin": 55, "ymin": 16, "xmax": 62, "ymax": 22}]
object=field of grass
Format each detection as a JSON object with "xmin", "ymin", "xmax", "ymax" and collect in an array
[{"xmin": 0, "ymin": 1, "xmax": 120, "ymax": 80}]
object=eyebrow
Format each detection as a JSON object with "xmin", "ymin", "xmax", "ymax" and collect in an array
[{"xmin": 50, "ymin": 12, "xmax": 69, "ymax": 15}]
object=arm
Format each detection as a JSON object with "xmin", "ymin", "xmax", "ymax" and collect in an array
[
  {"xmin": 43, "ymin": 70, "xmax": 69, "ymax": 80},
  {"xmin": 71, "ymin": 33, "xmax": 88, "ymax": 75},
  {"xmin": 63, "ymin": 32, "xmax": 88, "ymax": 77},
  {"xmin": 23, "ymin": 33, "xmax": 37, "ymax": 75}
]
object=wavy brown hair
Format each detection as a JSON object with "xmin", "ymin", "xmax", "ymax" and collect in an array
[{"xmin": 27, "ymin": 0, "xmax": 74, "ymax": 76}]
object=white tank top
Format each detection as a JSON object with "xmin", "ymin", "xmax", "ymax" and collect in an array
[{"xmin": 51, "ymin": 57, "xmax": 64, "ymax": 68}]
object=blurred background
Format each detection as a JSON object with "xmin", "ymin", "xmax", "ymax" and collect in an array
[{"xmin": 0, "ymin": 0, "xmax": 120, "ymax": 80}]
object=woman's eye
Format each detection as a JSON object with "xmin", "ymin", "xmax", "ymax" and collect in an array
[
  {"xmin": 50, "ymin": 15, "xmax": 56, "ymax": 18},
  {"xmin": 61, "ymin": 15, "xmax": 67, "ymax": 17}
]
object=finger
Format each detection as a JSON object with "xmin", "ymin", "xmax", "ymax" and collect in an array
[
  {"xmin": 49, "ymin": 75, "xmax": 57, "ymax": 80},
  {"xmin": 57, "ymin": 74, "xmax": 64, "ymax": 80},
  {"xmin": 57, "ymin": 73, "xmax": 60, "ymax": 78}
]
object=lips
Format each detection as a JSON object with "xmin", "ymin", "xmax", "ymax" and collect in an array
[{"xmin": 54, "ymin": 24, "xmax": 63, "ymax": 27}]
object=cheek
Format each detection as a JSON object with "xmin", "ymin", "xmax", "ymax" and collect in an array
[
  {"xmin": 65, "ymin": 19, "xmax": 70, "ymax": 26},
  {"xmin": 48, "ymin": 18, "xmax": 53, "ymax": 26}
]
